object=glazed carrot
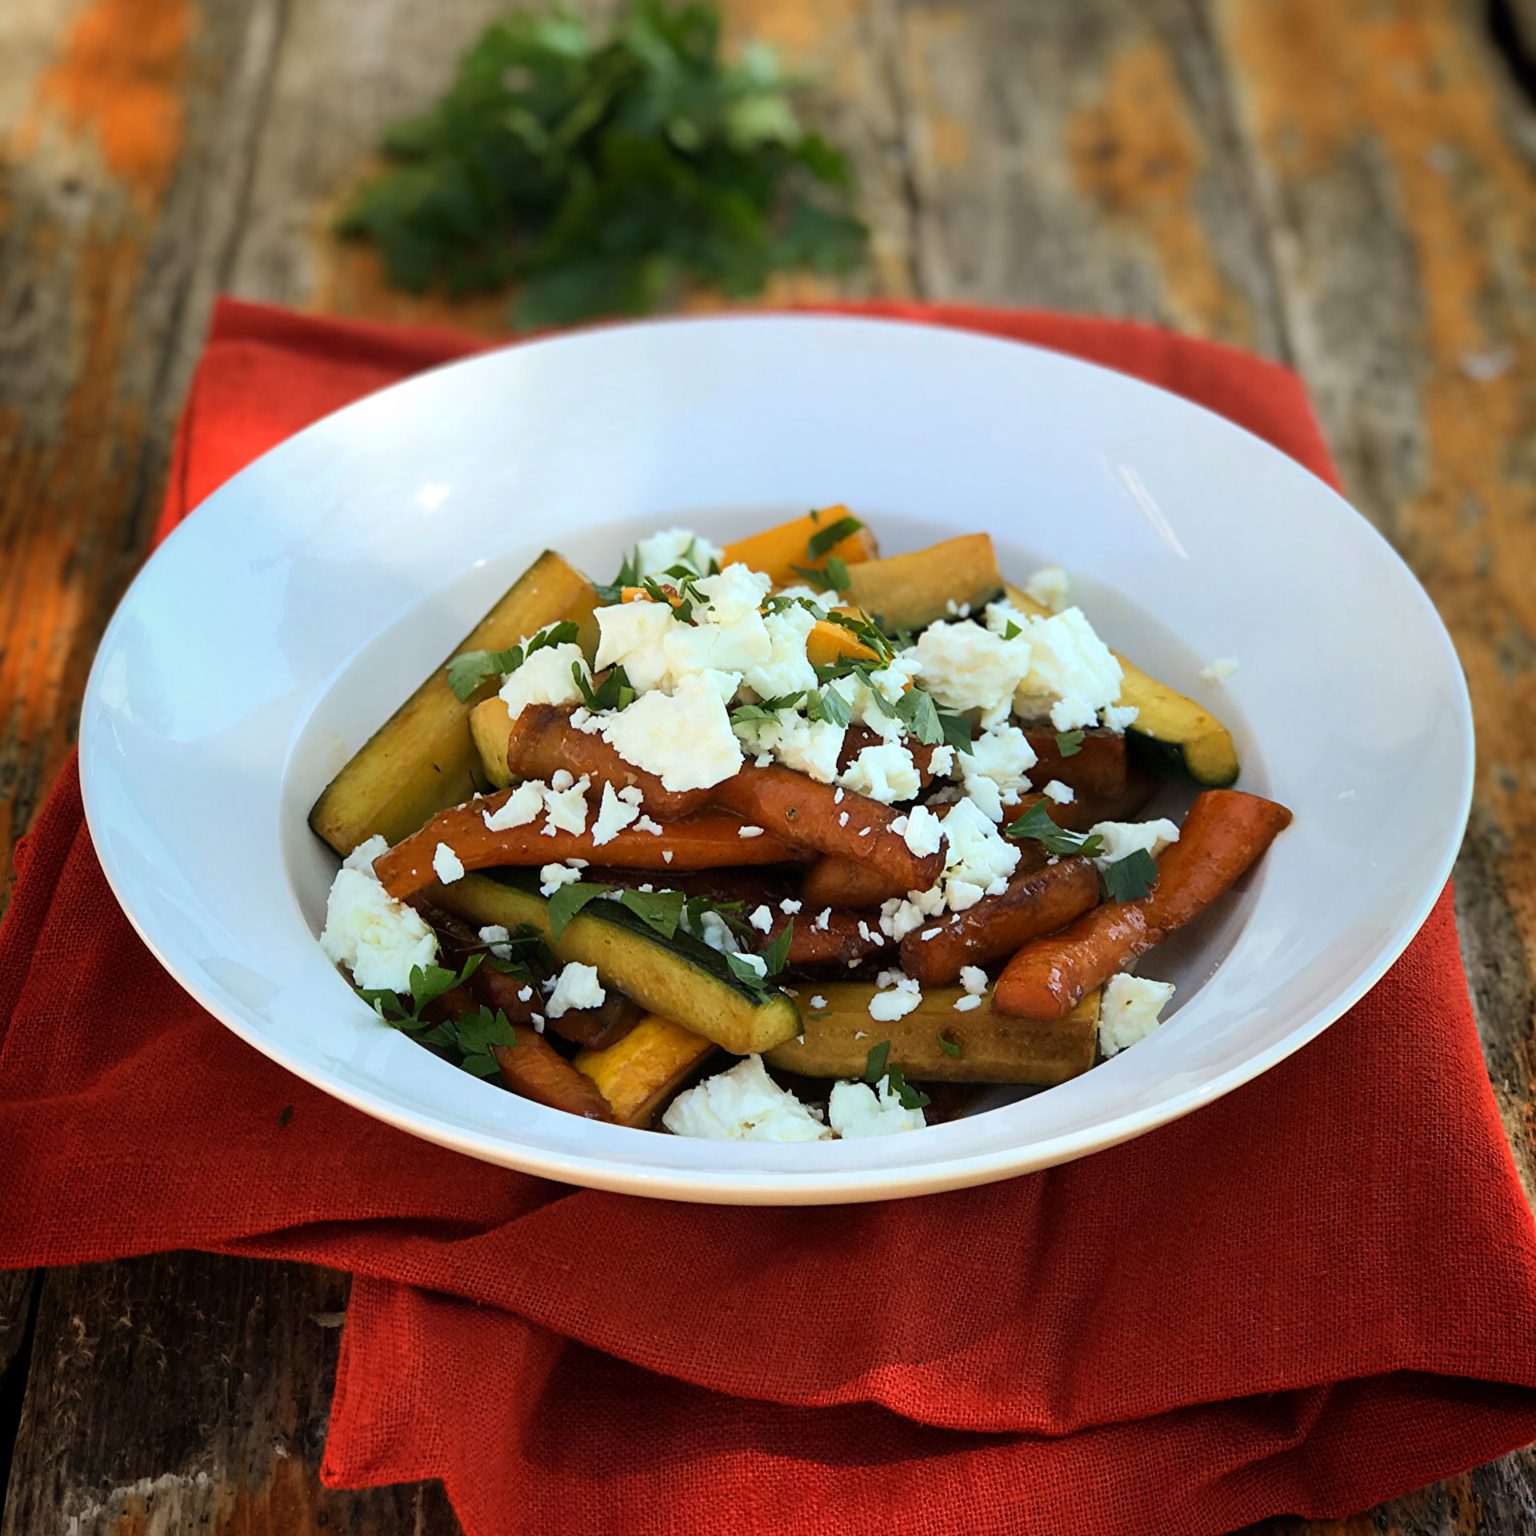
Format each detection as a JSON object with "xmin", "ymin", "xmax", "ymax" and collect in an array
[
  {"xmin": 901, "ymin": 857, "xmax": 1102, "ymax": 985},
  {"xmin": 993, "ymin": 790, "xmax": 1293, "ymax": 1019},
  {"xmin": 774, "ymin": 909, "xmax": 893, "ymax": 969},
  {"xmin": 505, "ymin": 704, "xmax": 710, "ymax": 819},
  {"xmin": 377, "ymin": 792, "xmax": 809, "ymax": 899},
  {"xmin": 712, "ymin": 765, "xmax": 945, "ymax": 892},
  {"xmin": 800, "ymin": 854, "xmax": 905, "ymax": 910},
  {"xmin": 1022, "ymin": 727, "xmax": 1127, "ymax": 798},
  {"xmin": 721, "ymin": 505, "xmax": 878, "ymax": 585},
  {"xmin": 492, "ymin": 1031, "xmax": 616, "ymax": 1121}
]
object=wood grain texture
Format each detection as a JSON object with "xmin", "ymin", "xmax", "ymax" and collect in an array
[
  {"xmin": 0, "ymin": 0, "xmax": 1532, "ymax": 1531},
  {"xmin": 0, "ymin": 1257, "xmax": 459, "ymax": 1536}
]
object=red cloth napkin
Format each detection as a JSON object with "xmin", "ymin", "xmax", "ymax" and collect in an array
[{"xmin": 4, "ymin": 299, "xmax": 1535, "ymax": 1536}]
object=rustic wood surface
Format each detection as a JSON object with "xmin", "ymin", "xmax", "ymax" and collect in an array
[{"xmin": 1, "ymin": 0, "xmax": 1531, "ymax": 1530}]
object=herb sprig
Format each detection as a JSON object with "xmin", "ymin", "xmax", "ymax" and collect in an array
[{"xmin": 446, "ymin": 621, "xmax": 581, "ymax": 702}]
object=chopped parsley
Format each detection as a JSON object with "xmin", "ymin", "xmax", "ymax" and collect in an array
[
  {"xmin": 445, "ymin": 621, "xmax": 581, "ymax": 702},
  {"xmin": 1055, "ymin": 729, "xmax": 1085, "ymax": 757},
  {"xmin": 1004, "ymin": 800, "xmax": 1105, "ymax": 859},
  {"xmin": 806, "ymin": 514, "xmax": 864, "ymax": 559},
  {"xmin": 1102, "ymin": 848, "xmax": 1159, "ymax": 903},
  {"xmin": 356, "ymin": 955, "xmax": 485, "ymax": 1026},
  {"xmin": 936, "ymin": 1030, "xmax": 962, "ymax": 1058},
  {"xmin": 790, "ymin": 555, "xmax": 851, "ymax": 593},
  {"xmin": 731, "ymin": 692, "xmax": 807, "ymax": 727},
  {"xmin": 573, "ymin": 662, "xmax": 636, "ymax": 713}
]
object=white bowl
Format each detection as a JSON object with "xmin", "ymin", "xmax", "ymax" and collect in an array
[{"xmin": 79, "ymin": 315, "xmax": 1473, "ymax": 1204}]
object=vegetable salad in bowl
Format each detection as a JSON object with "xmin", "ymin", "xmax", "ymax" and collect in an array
[{"xmin": 310, "ymin": 509, "xmax": 1290, "ymax": 1142}]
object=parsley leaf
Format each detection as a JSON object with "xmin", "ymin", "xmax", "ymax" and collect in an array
[
  {"xmin": 893, "ymin": 686, "xmax": 943, "ymax": 746},
  {"xmin": 863, "ymin": 1040, "xmax": 890, "ymax": 1083},
  {"xmin": 1002, "ymin": 619, "xmax": 1023, "ymax": 641},
  {"xmin": 338, "ymin": 4, "xmax": 869, "ymax": 329},
  {"xmin": 1004, "ymin": 800, "xmax": 1105, "ymax": 859},
  {"xmin": 731, "ymin": 691, "xmax": 806, "ymax": 727},
  {"xmin": 760, "ymin": 918, "xmax": 794, "ymax": 976},
  {"xmin": 806, "ymin": 684, "xmax": 852, "ymax": 727},
  {"xmin": 357, "ymin": 954, "xmax": 485, "ymax": 1027},
  {"xmin": 1055, "ymin": 729, "xmax": 1085, "ymax": 757},
  {"xmin": 884, "ymin": 1063, "xmax": 931, "ymax": 1111},
  {"xmin": 617, "ymin": 887, "xmax": 686, "ymax": 940},
  {"xmin": 936, "ymin": 1030, "xmax": 963, "ymax": 1058},
  {"xmin": 547, "ymin": 881, "xmax": 619, "ymax": 939},
  {"xmin": 790, "ymin": 556, "xmax": 851, "ymax": 593},
  {"xmin": 449, "ymin": 1006, "xmax": 520, "ymax": 1078},
  {"xmin": 1102, "ymin": 848, "xmax": 1159, "ymax": 903},
  {"xmin": 806, "ymin": 514, "xmax": 863, "ymax": 559},
  {"xmin": 573, "ymin": 662, "xmax": 636, "ymax": 713},
  {"xmin": 445, "ymin": 621, "xmax": 582, "ymax": 702},
  {"xmin": 726, "ymin": 952, "xmax": 770, "ymax": 989},
  {"xmin": 937, "ymin": 709, "xmax": 974, "ymax": 755}
]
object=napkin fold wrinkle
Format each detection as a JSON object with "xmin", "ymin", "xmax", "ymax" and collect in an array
[{"xmin": 1, "ymin": 297, "xmax": 1533, "ymax": 1536}]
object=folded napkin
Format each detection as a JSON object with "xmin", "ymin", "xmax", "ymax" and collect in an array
[{"xmin": 4, "ymin": 299, "xmax": 1534, "ymax": 1536}]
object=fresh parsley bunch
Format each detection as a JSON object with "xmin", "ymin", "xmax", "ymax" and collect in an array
[{"xmin": 339, "ymin": 1, "xmax": 868, "ymax": 326}]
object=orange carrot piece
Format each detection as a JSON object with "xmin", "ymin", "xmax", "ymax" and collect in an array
[
  {"xmin": 721, "ymin": 505, "xmax": 878, "ymax": 585},
  {"xmin": 901, "ymin": 857, "xmax": 1102, "ymax": 985},
  {"xmin": 712, "ymin": 765, "xmax": 945, "ymax": 893},
  {"xmin": 800, "ymin": 854, "xmax": 905, "ymax": 911},
  {"xmin": 492, "ymin": 1031, "xmax": 616, "ymax": 1121},
  {"xmin": 1022, "ymin": 727, "xmax": 1127, "ymax": 798},
  {"xmin": 993, "ymin": 790, "xmax": 1293, "ymax": 1020},
  {"xmin": 775, "ymin": 909, "xmax": 893, "ymax": 969},
  {"xmin": 505, "ymin": 704, "xmax": 709, "ymax": 819},
  {"xmin": 377, "ymin": 793, "xmax": 809, "ymax": 899}
]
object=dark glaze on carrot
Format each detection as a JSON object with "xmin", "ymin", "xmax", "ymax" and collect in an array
[
  {"xmin": 1021, "ymin": 726, "xmax": 1127, "ymax": 798},
  {"xmin": 492, "ymin": 1031, "xmax": 616, "ymax": 1120},
  {"xmin": 993, "ymin": 790, "xmax": 1293, "ymax": 1020}
]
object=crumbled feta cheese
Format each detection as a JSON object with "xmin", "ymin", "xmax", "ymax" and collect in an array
[
  {"xmin": 541, "ymin": 775, "xmax": 591, "ymax": 835},
  {"xmin": 1202, "ymin": 657, "xmax": 1240, "ymax": 683},
  {"xmin": 1100, "ymin": 974, "xmax": 1176, "ymax": 1056},
  {"xmin": 828, "ymin": 1078, "xmax": 927, "ymax": 1137},
  {"xmin": 839, "ymin": 741, "xmax": 920, "ymax": 804},
  {"xmin": 1103, "ymin": 703, "xmax": 1140, "ymax": 733},
  {"xmin": 601, "ymin": 673, "xmax": 743, "ymax": 790},
  {"xmin": 738, "ymin": 825, "xmax": 765, "ymax": 838},
  {"xmin": 940, "ymin": 797, "xmax": 1020, "ymax": 910},
  {"xmin": 868, "ymin": 973, "xmax": 922, "ymax": 1021},
  {"xmin": 749, "ymin": 904, "xmax": 773, "ymax": 934},
  {"xmin": 662, "ymin": 1055, "xmax": 830, "ymax": 1142},
  {"xmin": 1088, "ymin": 818, "xmax": 1181, "ymax": 871},
  {"xmin": 432, "ymin": 842, "xmax": 466, "ymax": 884},
  {"xmin": 959, "ymin": 966, "xmax": 988, "ymax": 996},
  {"xmin": 320, "ymin": 837, "xmax": 439, "ymax": 993},
  {"xmin": 593, "ymin": 599, "xmax": 674, "ymax": 692},
  {"xmin": 693, "ymin": 563, "xmax": 773, "ymax": 623},
  {"xmin": 742, "ymin": 602, "xmax": 818, "ymax": 699},
  {"xmin": 1043, "ymin": 780, "xmax": 1075, "ymax": 805},
  {"xmin": 634, "ymin": 526, "xmax": 724, "ymax": 579},
  {"xmin": 927, "ymin": 744, "xmax": 956, "ymax": 777},
  {"xmin": 736, "ymin": 709, "xmax": 845, "ymax": 783},
  {"xmin": 591, "ymin": 781, "xmax": 642, "ymax": 845},
  {"xmin": 780, "ymin": 898, "xmax": 802, "ymax": 915},
  {"xmin": 1013, "ymin": 608, "xmax": 1122, "ymax": 725},
  {"xmin": 498, "ymin": 643, "xmax": 590, "ymax": 719},
  {"xmin": 478, "ymin": 923, "xmax": 511, "ymax": 960},
  {"xmin": 482, "ymin": 779, "xmax": 545, "ymax": 832},
  {"xmin": 546, "ymin": 961, "xmax": 606, "ymax": 1019},
  {"xmin": 809, "ymin": 994, "xmax": 827, "ymax": 1009},
  {"xmin": 1024, "ymin": 566, "xmax": 1071, "ymax": 612},
  {"xmin": 692, "ymin": 910, "xmax": 734, "ymax": 953},
  {"xmin": 913, "ymin": 620, "xmax": 1032, "ymax": 726},
  {"xmin": 961, "ymin": 723, "xmax": 1038, "ymax": 823},
  {"xmin": 816, "ymin": 907, "xmax": 831, "ymax": 931},
  {"xmin": 900, "ymin": 805, "xmax": 946, "ymax": 859},
  {"xmin": 837, "ymin": 811, "xmax": 849, "ymax": 827},
  {"xmin": 953, "ymin": 994, "xmax": 983, "ymax": 1012},
  {"xmin": 539, "ymin": 862, "xmax": 584, "ymax": 897},
  {"xmin": 732, "ymin": 951, "xmax": 767, "ymax": 978},
  {"xmin": 663, "ymin": 613, "xmax": 768, "ymax": 681},
  {"xmin": 633, "ymin": 815, "xmax": 663, "ymax": 835}
]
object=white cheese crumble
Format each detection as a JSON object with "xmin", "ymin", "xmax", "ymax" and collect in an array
[
  {"xmin": 939, "ymin": 797, "xmax": 1020, "ymax": 910},
  {"xmin": 738, "ymin": 825, "xmax": 765, "ymax": 838},
  {"xmin": 546, "ymin": 961, "xmax": 606, "ymax": 1019},
  {"xmin": 1011, "ymin": 608, "xmax": 1123, "ymax": 728},
  {"xmin": 961, "ymin": 723, "xmax": 1038, "ymax": 823},
  {"xmin": 913, "ymin": 620, "xmax": 1033, "ymax": 727},
  {"xmin": 1202, "ymin": 657, "xmax": 1240, "ymax": 682},
  {"xmin": 634, "ymin": 526, "xmax": 724, "ymax": 578},
  {"xmin": 748, "ymin": 904, "xmax": 773, "ymax": 934},
  {"xmin": 953, "ymin": 994, "xmax": 983, "ymax": 1012},
  {"xmin": 601, "ymin": 672, "xmax": 743, "ymax": 790},
  {"xmin": 593, "ymin": 599, "xmax": 675, "ymax": 692},
  {"xmin": 662, "ymin": 1055, "xmax": 830, "ymax": 1142},
  {"xmin": 742, "ymin": 602, "xmax": 819, "ymax": 699},
  {"xmin": 498, "ymin": 642, "xmax": 590, "ymax": 720},
  {"xmin": 1100, "ymin": 973, "xmax": 1176, "ymax": 1056},
  {"xmin": 868, "ymin": 971, "xmax": 922, "ymax": 1021},
  {"xmin": 838, "ymin": 741, "xmax": 920, "ymax": 804},
  {"xmin": 478, "ymin": 923, "xmax": 512, "ymax": 960},
  {"xmin": 1088, "ymin": 817, "xmax": 1180, "ymax": 872},
  {"xmin": 736, "ymin": 709, "xmax": 845, "ymax": 783},
  {"xmin": 780, "ymin": 898, "xmax": 802, "ymax": 915},
  {"xmin": 899, "ymin": 805, "xmax": 946, "ymax": 858},
  {"xmin": 1103, "ymin": 703, "xmax": 1140, "ymax": 733},
  {"xmin": 1023, "ymin": 565, "xmax": 1071, "ymax": 612},
  {"xmin": 1043, "ymin": 780, "xmax": 1075, "ymax": 805},
  {"xmin": 809, "ymin": 994, "xmax": 827, "ymax": 1009},
  {"xmin": 539, "ymin": 862, "xmax": 584, "ymax": 897},
  {"xmin": 828, "ymin": 1078, "xmax": 927, "ymax": 1137},
  {"xmin": 320, "ymin": 835, "xmax": 439, "ymax": 993},
  {"xmin": 482, "ymin": 779, "xmax": 546, "ymax": 832},
  {"xmin": 541, "ymin": 775, "xmax": 592, "ymax": 835},
  {"xmin": 591, "ymin": 781, "xmax": 643, "ymax": 845},
  {"xmin": 959, "ymin": 965, "xmax": 988, "ymax": 996},
  {"xmin": 432, "ymin": 842, "xmax": 466, "ymax": 884}
]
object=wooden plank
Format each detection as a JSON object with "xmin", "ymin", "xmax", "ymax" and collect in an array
[
  {"xmin": 0, "ymin": 1257, "xmax": 459, "ymax": 1535},
  {"xmin": 0, "ymin": 0, "xmax": 287, "ymax": 914},
  {"xmin": 893, "ymin": 0, "xmax": 1287, "ymax": 352}
]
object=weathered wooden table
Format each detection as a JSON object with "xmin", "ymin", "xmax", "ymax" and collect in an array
[{"xmin": 2, "ymin": 0, "xmax": 1532, "ymax": 1529}]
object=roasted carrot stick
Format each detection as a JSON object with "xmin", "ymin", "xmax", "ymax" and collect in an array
[
  {"xmin": 506, "ymin": 704, "xmax": 710, "ymax": 819},
  {"xmin": 901, "ymin": 857, "xmax": 1102, "ymax": 984},
  {"xmin": 774, "ymin": 909, "xmax": 893, "ymax": 968},
  {"xmin": 377, "ymin": 793, "xmax": 809, "ymax": 899},
  {"xmin": 800, "ymin": 854, "xmax": 906, "ymax": 910},
  {"xmin": 712, "ymin": 765, "xmax": 945, "ymax": 892},
  {"xmin": 1022, "ymin": 727, "xmax": 1127, "ymax": 798},
  {"xmin": 993, "ymin": 790, "xmax": 1293, "ymax": 1019},
  {"xmin": 492, "ymin": 1031, "xmax": 616, "ymax": 1121}
]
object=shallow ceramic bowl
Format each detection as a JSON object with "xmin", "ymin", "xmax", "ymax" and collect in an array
[{"xmin": 79, "ymin": 315, "xmax": 1473, "ymax": 1204}]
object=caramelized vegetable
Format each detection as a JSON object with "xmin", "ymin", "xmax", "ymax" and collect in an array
[
  {"xmin": 712, "ymin": 765, "xmax": 945, "ymax": 892},
  {"xmin": 765, "ymin": 986, "xmax": 1101, "ymax": 1085},
  {"xmin": 800, "ymin": 854, "xmax": 904, "ymax": 911},
  {"xmin": 806, "ymin": 617, "xmax": 881, "ymax": 667},
  {"xmin": 901, "ymin": 857, "xmax": 1101, "ymax": 985},
  {"xmin": 721, "ymin": 505, "xmax": 878, "ymax": 585},
  {"xmin": 843, "ymin": 534, "xmax": 1003, "ymax": 631},
  {"xmin": 506, "ymin": 704, "xmax": 709, "ymax": 818},
  {"xmin": 778, "ymin": 909, "xmax": 892, "ymax": 969},
  {"xmin": 994, "ymin": 790, "xmax": 1293, "ymax": 1019},
  {"xmin": 1022, "ymin": 727, "xmax": 1127, "ymax": 798},
  {"xmin": 574, "ymin": 1014, "xmax": 717, "ymax": 1128},
  {"xmin": 492, "ymin": 1030, "xmax": 616, "ymax": 1120},
  {"xmin": 377, "ymin": 792, "xmax": 808, "ymax": 899}
]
